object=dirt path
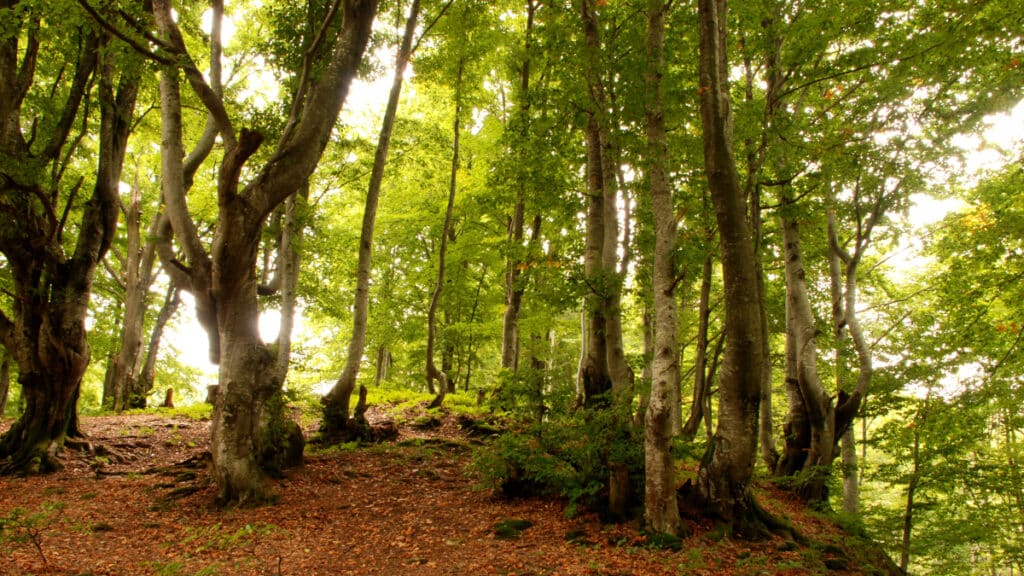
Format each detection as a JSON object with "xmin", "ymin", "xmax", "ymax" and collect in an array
[{"xmin": 0, "ymin": 413, "xmax": 885, "ymax": 575}]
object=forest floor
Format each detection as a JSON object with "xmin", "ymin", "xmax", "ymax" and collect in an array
[{"xmin": 1, "ymin": 406, "xmax": 897, "ymax": 576}]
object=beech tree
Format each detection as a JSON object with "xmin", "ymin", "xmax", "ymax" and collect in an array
[
  {"xmin": 642, "ymin": 0, "xmax": 680, "ymax": 536},
  {"xmin": 691, "ymin": 0, "xmax": 769, "ymax": 534},
  {"xmin": 321, "ymin": 0, "xmax": 425, "ymax": 438},
  {"xmin": 0, "ymin": 0, "xmax": 141, "ymax": 472},
  {"xmin": 147, "ymin": 0, "xmax": 377, "ymax": 503}
]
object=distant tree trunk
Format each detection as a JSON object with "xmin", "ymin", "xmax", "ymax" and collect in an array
[
  {"xmin": 323, "ymin": 0, "xmax": 420, "ymax": 436},
  {"xmin": 426, "ymin": 57, "xmax": 463, "ymax": 409},
  {"xmin": 500, "ymin": 0, "xmax": 536, "ymax": 373},
  {"xmin": 0, "ymin": 352, "xmax": 10, "ymax": 416},
  {"xmin": 276, "ymin": 187, "xmax": 306, "ymax": 378},
  {"xmin": 643, "ymin": 0, "xmax": 680, "ymax": 536},
  {"xmin": 828, "ymin": 198, "xmax": 878, "ymax": 512},
  {"xmin": 111, "ymin": 170, "xmax": 158, "ymax": 411},
  {"xmin": 131, "ymin": 284, "xmax": 181, "ymax": 408},
  {"xmin": 900, "ymin": 427, "xmax": 919, "ymax": 573},
  {"xmin": 374, "ymin": 346, "xmax": 390, "ymax": 385},
  {"xmin": 901, "ymin": 392, "xmax": 931, "ymax": 573},
  {"xmin": 682, "ymin": 255, "xmax": 714, "ymax": 439},
  {"xmin": 693, "ymin": 0, "xmax": 768, "ymax": 535},
  {"xmin": 0, "ymin": 34, "xmax": 138, "ymax": 474}
]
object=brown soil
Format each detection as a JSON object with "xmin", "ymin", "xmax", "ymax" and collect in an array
[{"xmin": 0, "ymin": 410, "xmax": 891, "ymax": 575}]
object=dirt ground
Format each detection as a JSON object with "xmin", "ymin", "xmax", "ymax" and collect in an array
[{"xmin": 0, "ymin": 410, "xmax": 890, "ymax": 575}]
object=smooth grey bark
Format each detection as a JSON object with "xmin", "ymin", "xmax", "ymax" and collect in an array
[
  {"xmin": 775, "ymin": 207, "xmax": 834, "ymax": 502},
  {"xmin": 323, "ymin": 0, "xmax": 421, "ymax": 436},
  {"xmin": 694, "ymin": 0, "xmax": 768, "ymax": 534},
  {"xmin": 110, "ymin": 170, "xmax": 165, "ymax": 410},
  {"xmin": 828, "ymin": 195, "xmax": 878, "ymax": 512},
  {"xmin": 153, "ymin": 0, "xmax": 377, "ymax": 503},
  {"xmin": 643, "ymin": 0, "xmax": 680, "ymax": 536},
  {"xmin": 275, "ymin": 188, "xmax": 306, "ymax": 379},
  {"xmin": 135, "ymin": 283, "xmax": 181, "ymax": 405}
]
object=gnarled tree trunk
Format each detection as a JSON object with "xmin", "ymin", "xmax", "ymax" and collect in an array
[
  {"xmin": 154, "ymin": 0, "xmax": 377, "ymax": 504},
  {"xmin": 0, "ymin": 27, "xmax": 138, "ymax": 473}
]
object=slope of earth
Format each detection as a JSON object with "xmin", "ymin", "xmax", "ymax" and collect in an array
[{"xmin": 0, "ymin": 410, "xmax": 897, "ymax": 576}]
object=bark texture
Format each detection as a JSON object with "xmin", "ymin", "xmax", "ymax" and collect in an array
[
  {"xmin": 693, "ymin": 0, "xmax": 768, "ymax": 535},
  {"xmin": 426, "ymin": 57, "xmax": 464, "ymax": 409},
  {"xmin": 643, "ymin": 0, "xmax": 680, "ymax": 537},
  {"xmin": 153, "ymin": 0, "xmax": 378, "ymax": 503},
  {"xmin": 0, "ymin": 24, "xmax": 138, "ymax": 473}
]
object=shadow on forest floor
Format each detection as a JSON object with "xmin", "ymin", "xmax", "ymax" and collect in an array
[{"xmin": 0, "ymin": 408, "xmax": 897, "ymax": 575}]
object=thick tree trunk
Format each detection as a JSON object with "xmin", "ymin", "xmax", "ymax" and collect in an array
[
  {"xmin": 643, "ymin": 0, "xmax": 680, "ymax": 536},
  {"xmin": 323, "ymin": 0, "xmax": 419, "ymax": 436},
  {"xmin": 153, "ymin": 0, "xmax": 378, "ymax": 503},
  {"xmin": 693, "ymin": 0, "xmax": 768, "ymax": 535},
  {"xmin": 0, "ymin": 35, "xmax": 137, "ymax": 474}
]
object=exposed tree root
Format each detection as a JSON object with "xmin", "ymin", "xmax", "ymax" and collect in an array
[{"xmin": 677, "ymin": 479, "xmax": 806, "ymax": 544}]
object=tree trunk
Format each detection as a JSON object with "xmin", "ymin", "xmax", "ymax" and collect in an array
[
  {"xmin": 775, "ymin": 209, "xmax": 834, "ymax": 502},
  {"xmin": 693, "ymin": 0, "xmax": 768, "ymax": 535},
  {"xmin": 130, "ymin": 284, "xmax": 181, "ymax": 408},
  {"xmin": 323, "ymin": 0, "xmax": 420, "ymax": 436},
  {"xmin": 828, "ymin": 200, "xmax": 876, "ymax": 508},
  {"xmin": 577, "ymin": 2, "xmax": 615, "ymax": 408},
  {"xmin": 682, "ymin": 255, "xmax": 714, "ymax": 439},
  {"xmin": 643, "ymin": 0, "xmax": 680, "ymax": 536},
  {"xmin": 0, "ymin": 33, "xmax": 138, "ymax": 474},
  {"xmin": 275, "ymin": 187, "xmax": 306, "ymax": 378},
  {"xmin": 0, "ymin": 352, "xmax": 9, "ymax": 416},
  {"xmin": 374, "ymin": 345, "xmax": 390, "ymax": 386},
  {"xmin": 153, "ymin": 0, "xmax": 378, "ymax": 503},
  {"xmin": 578, "ymin": 0, "xmax": 633, "ymax": 521},
  {"xmin": 500, "ymin": 0, "xmax": 536, "ymax": 373},
  {"xmin": 111, "ymin": 170, "xmax": 156, "ymax": 411},
  {"xmin": 426, "ymin": 57, "xmax": 463, "ymax": 409}
]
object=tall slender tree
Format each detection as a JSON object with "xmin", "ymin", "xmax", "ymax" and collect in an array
[
  {"xmin": 322, "ymin": 0, "xmax": 425, "ymax": 437},
  {"xmin": 643, "ymin": 0, "xmax": 680, "ymax": 536}
]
